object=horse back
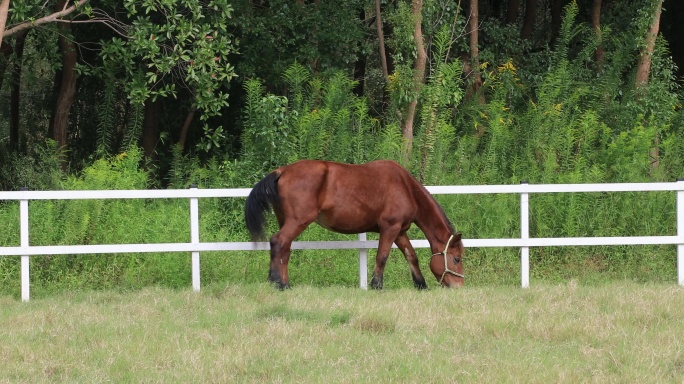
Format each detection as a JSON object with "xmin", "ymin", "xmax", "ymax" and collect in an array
[
  {"xmin": 275, "ymin": 160, "xmax": 419, "ymax": 233},
  {"xmin": 276, "ymin": 160, "xmax": 414, "ymax": 199}
]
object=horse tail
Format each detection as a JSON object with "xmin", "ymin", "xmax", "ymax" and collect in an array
[{"xmin": 245, "ymin": 171, "xmax": 281, "ymax": 241}]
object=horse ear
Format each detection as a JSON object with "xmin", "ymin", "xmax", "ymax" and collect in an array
[{"xmin": 454, "ymin": 232, "xmax": 462, "ymax": 242}]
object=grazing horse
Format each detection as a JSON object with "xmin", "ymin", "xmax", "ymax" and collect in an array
[{"xmin": 244, "ymin": 160, "xmax": 464, "ymax": 289}]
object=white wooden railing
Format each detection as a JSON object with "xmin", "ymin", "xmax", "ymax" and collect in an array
[{"xmin": 2, "ymin": 181, "xmax": 684, "ymax": 301}]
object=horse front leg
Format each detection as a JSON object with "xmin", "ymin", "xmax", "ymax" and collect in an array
[
  {"xmin": 395, "ymin": 233, "xmax": 428, "ymax": 290},
  {"xmin": 370, "ymin": 227, "xmax": 401, "ymax": 290}
]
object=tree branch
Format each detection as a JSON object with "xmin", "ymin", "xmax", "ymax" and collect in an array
[
  {"xmin": 3, "ymin": 0, "xmax": 89, "ymax": 38},
  {"xmin": 0, "ymin": 0, "xmax": 10, "ymax": 47}
]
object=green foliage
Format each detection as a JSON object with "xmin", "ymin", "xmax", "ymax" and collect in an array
[
  {"xmin": 232, "ymin": 0, "xmax": 366, "ymax": 85},
  {"xmin": 385, "ymin": 1, "xmax": 417, "ymax": 66},
  {"xmin": 241, "ymin": 78, "xmax": 296, "ymax": 171},
  {"xmin": 387, "ymin": 63, "xmax": 418, "ymax": 111},
  {"xmin": 290, "ymin": 72, "xmax": 364, "ymax": 162},
  {"xmin": 3, "ymin": 0, "xmax": 684, "ymax": 295},
  {"xmin": 412, "ymin": 26, "xmax": 464, "ymax": 183},
  {"xmin": 99, "ymin": 0, "xmax": 238, "ymax": 146},
  {"xmin": 240, "ymin": 64, "xmax": 379, "ymax": 175},
  {"xmin": 0, "ymin": 140, "xmax": 64, "ymax": 191},
  {"xmin": 96, "ymin": 79, "xmax": 117, "ymax": 157}
]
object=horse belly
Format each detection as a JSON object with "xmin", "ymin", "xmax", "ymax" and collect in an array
[
  {"xmin": 315, "ymin": 208, "xmax": 379, "ymax": 234},
  {"xmin": 311, "ymin": 161, "xmax": 413, "ymax": 234}
]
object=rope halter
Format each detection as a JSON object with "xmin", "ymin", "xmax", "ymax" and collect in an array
[{"xmin": 432, "ymin": 234, "xmax": 465, "ymax": 285}]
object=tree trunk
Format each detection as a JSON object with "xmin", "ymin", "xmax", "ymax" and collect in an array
[
  {"xmin": 0, "ymin": 0, "xmax": 9, "ymax": 48},
  {"xmin": 0, "ymin": 40, "xmax": 12, "ymax": 91},
  {"xmin": 591, "ymin": 0, "xmax": 604, "ymax": 66},
  {"xmin": 3, "ymin": 0, "xmax": 89, "ymax": 39},
  {"xmin": 375, "ymin": 0, "xmax": 389, "ymax": 81},
  {"xmin": 380, "ymin": 6, "xmax": 395, "ymax": 114},
  {"xmin": 51, "ymin": 0, "xmax": 78, "ymax": 170},
  {"xmin": 401, "ymin": 0, "xmax": 427, "ymax": 159},
  {"xmin": 383, "ymin": 18, "xmax": 395, "ymax": 76},
  {"xmin": 506, "ymin": 0, "xmax": 520, "ymax": 24},
  {"xmin": 466, "ymin": 0, "xmax": 483, "ymax": 103},
  {"xmin": 634, "ymin": 0, "xmax": 663, "ymax": 171},
  {"xmin": 9, "ymin": 30, "xmax": 27, "ymax": 153},
  {"xmin": 635, "ymin": 0, "xmax": 662, "ymax": 91},
  {"xmin": 520, "ymin": 0, "xmax": 536, "ymax": 39},
  {"xmin": 178, "ymin": 106, "xmax": 196, "ymax": 153},
  {"xmin": 142, "ymin": 98, "xmax": 162, "ymax": 162}
]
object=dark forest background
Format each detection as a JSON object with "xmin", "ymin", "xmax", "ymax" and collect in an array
[
  {"xmin": 1, "ymin": 0, "xmax": 684, "ymax": 293},
  {"xmin": 1, "ymin": 0, "xmax": 682, "ymax": 188}
]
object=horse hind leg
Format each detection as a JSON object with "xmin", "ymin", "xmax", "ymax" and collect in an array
[
  {"xmin": 267, "ymin": 242, "xmax": 282, "ymax": 287},
  {"xmin": 267, "ymin": 210, "xmax": 287, "ymax": 286},
  {"xmin": 268, "ymin": 221, "xmax": 309, "ymax": 290}
]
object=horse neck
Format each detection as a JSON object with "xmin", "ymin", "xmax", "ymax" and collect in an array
[{"xmin": 413, "ymin": 187, "xmax": 452, "ymax": 251}]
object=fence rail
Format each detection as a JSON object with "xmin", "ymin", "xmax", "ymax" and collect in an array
[{"xmin": 2, "ymin": 180, "xmax": 684, "ymax": 301}]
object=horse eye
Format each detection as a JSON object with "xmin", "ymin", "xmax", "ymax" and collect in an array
[{"xmin": 453, "ymin": 257, "xmax": 461, "ymax": 264}]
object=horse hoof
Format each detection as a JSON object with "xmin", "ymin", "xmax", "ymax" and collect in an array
[
  {"xmin": 267, "ymin": 275, "xmax": 283, "ymax": 288},
  {"xmin": 413, "ymin": 276, "xmax": 428, "ymax": 290},
  {"xmin": 415, "ymin": 282, "xmax": 428, "ymax": 290},
  {"xmin": 278, "ymin": 283, "xmax": 290, "ymax": 290},
  {"xmin": 370, "ymin": 276, "xmax": 383, "ymax": 290},
  {"xmin": 268, "ymin": 269, "xmax": 280, "ymax": 283},
  {"xmin": 268, "ymin": 279, "xmax": 290, "ymax": 290}
]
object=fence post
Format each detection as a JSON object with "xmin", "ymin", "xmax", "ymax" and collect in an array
[
  {"xmin": 358, "ymin": 233, "xmax": 368, "ymax": 290},
  {"xmin": 189, "ymin": 185, "xmax": 200, "ymax": 292},
  {"xmin": 520, "ymin": 181, "xmax": 530, "ymax": 288},
  {"xmin": 20, "ymin": 187, "xmax": 30, "ymax": 302},
  {"xmin": 678, "ymin": 179, "xmax": 684, "ymax": 286}
]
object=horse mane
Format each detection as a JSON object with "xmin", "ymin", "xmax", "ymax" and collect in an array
[{"xmin": 407, "ymin": 172, "xmax": 455, "ymax": 234}]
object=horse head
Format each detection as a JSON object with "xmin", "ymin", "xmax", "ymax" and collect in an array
[{"xmin": 429, "ymin": 232, "xmax": 464, "ymax": 287}]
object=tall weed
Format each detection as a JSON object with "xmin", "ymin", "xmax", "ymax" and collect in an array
[{"xmin": 3, "ymin": 2, "xmax": 684, "ymax": 295}]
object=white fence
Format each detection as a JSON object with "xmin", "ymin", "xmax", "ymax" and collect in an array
[{"xmin": 2, "ymin": 181, "xmax": 684, "ymax": 301}]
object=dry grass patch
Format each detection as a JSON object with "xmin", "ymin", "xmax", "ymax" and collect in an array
[{"xmin": 1, "ymin": 282, "xmax": 684, "ymax": 382}]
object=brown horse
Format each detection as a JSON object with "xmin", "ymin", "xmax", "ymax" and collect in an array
[{"xmin": 244, "ymin": 160, "xmax": 464, "ymax": 289}]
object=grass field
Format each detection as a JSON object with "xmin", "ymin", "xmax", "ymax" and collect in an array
[{"xmin": 2, "ymin": 282, "xmax": 684, "ymax": 383}]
